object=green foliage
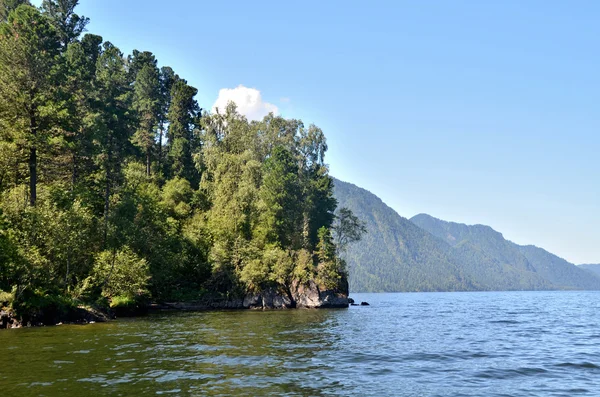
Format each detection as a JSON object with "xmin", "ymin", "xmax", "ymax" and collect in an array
[
  {"xmin": 334, "ymin": 207, "xmax": 366, "ymax": 254},
  {"xmin": 334, "ymin": 179, "xmax": 600, "ymax": 292},
  {"xmin": 334, "ymin": 179, "xmax": 478, "ymax": 292},
  {"xmin": 11, "ymin": 288, "xmax": 77, "ymax": 323},
  {"xmin": 92, "ymin": 247, "xmax": 150, "ymax": 299},
  {"xmin": 0, "ymin": 2, "xmax": 357, "ymax": 321},
  {"xmin": 315, "ymin": 227, "xmax": 343, "ymax": 289},
  {"xmin": 0, "ymin": 289, "xmax": 13, "ymax": 307},
  {"xmin": 41, "ymin": 0, "xmax": 88, "ymax": 47},
  {"xmin": 109, "ymin": 295, "xmax": 135, "ymax": 308}
]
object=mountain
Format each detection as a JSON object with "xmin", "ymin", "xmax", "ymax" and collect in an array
[
  {"xmin": 517, "ymin": 247, "xmax": 600, "ymax": 290},
  {"xmin": 411, "ymin": 214, "xmax": 600, "ymax": 291},
  {"xmin": 332, "ymin": 179, "xmax": 477, "ymax": 292},
  {"xmin": 332, "ymin": 178, "xmax": 600, "ymax": 292},
  {"xmin": 579, "ymin": 264, "xmax": 600, "ymax": 278}
]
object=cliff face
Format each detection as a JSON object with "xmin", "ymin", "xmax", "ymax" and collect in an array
[
  {"xmin": 150, "ymin": 278, "xmax": 350, "ymax": 312},
  {"xmin": 244, "ymin": 279, "xmax": 349, "ymax": 309}
]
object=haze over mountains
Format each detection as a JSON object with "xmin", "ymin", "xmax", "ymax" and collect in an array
[
  {"xmin": 579, "ymin": 264, "xmax": 600, "ymax": 278},
  {"xmin": 333, "ymin": 179, "xmax": 600, "ymax": 292}
]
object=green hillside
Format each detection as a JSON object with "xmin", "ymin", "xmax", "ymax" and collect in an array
[
  {"xmin": 333, "ymin": 179, "xmax": 600, "ymax": 292},
  {"xmin": 578, "ymin": 264, "xmax": 600, "ymax": 278},
  {"xmin": 333, "ymin": 179, "xmax": 477, "ymax": 292}
]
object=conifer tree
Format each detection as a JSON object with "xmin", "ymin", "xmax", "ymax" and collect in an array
[
  {"xmin": 130, "ymin": 51, "xmax": 160, "ymax": 176},
  {"xmin": 93, "ymin": 42, "xmax": 133, "ymax": 241},
  {"xmin": 0, "ymin": 4, "xmax": 61, "ymax": 206},
  {"xmin": 41, "ymin": 0, "xmax": 88, "ymax": 49},
  {"xmin": 167, "ymin": 79, "xmax": 200, "ymax": 184}
]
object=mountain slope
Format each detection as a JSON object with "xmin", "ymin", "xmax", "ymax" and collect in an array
[
  {"xmin": 333, "ymin": 179, "xmax": 477, "ymax": 292},
  {"xmin": 517, "ymin": 247, "xmax": 600, "ymax": 290},
  {"xmin": 578, "ymin": 264, "xmax": 600, "ymax": 278},
  {"xmin": 411, "ymin": 214, "xmax": 600, "ymax": 291},
  {"xmin": 332, "ymin": 178, "xmax": 600, "ymax": 292}
]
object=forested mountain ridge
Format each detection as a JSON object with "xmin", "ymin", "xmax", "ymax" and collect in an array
[
  {"xmin": 0, "ymin": 1, "xmax": 363, "ymax": 323},
  {"xmin": 411, "ymin": 214, "xmax": 600, "ymax": 291},
  {"xmin": 578, "ymin": 264, "xmax": 600, "ymax": 278},
  {"xmin": 333, "ymin": 179, "xmax": 478, "ymax": 292},
  {"xmin": 333, "ymin": 179, "xmax": 600, "ymax": 292}
]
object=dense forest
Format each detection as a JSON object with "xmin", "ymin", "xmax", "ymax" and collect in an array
[
  {"xmin": 0, "ymin": 1, "xmax": 363, "ymax": 321},
  {"xmin": 333, "ymin": 179, "xmax": 600, "ymax": 292},
  {"xmin": 333, "ymin": 179, "xmax": 477, "ymax": 292}
]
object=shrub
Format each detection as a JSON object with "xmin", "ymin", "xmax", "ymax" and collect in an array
[
  {"xmin": 0, "ymin": 289, "xmax": 13, "ymax": 307},
  {"xmin": 93, "ymin": 246, "xmax": 150, "ymax": 299}
]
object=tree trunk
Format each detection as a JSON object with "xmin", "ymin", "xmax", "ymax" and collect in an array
[
  {"xmin": 71, "ymin": 152, "xmax": 77, "ymax": 192},
  {"xmin": 103, "ymin": 131, "xmax": 112, "ymax": 247},
  {"xmin": 103, "ymin": 175, "xmax": 109, "ymax": 245},
  {"xmin": 158, "ymin": 124, "xmax": 163, "ymax": 171},
  {"xmin": 146, "ymin": 149, "xmax": 151, "ymax": 176},
  {"xmin": 302, "ymin": 212, "xmax": 310, "ymax": 249},
  {"xmin": 29, "ymin": 108, "xmax": 37, "ymax": 207}
]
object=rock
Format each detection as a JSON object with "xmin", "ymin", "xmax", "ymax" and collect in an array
[
  {"xmin": 350, "ymin": 303, "xmax": 359, "ymax": 306},
  {"xmin": 0, "ymin": 310, "xmax": 9, "ymax": 329},
  {"xmin": 360, "ymin": 302, "xmax": 370, "ymax": 306},
  {"xmin": 241, "ymin": 278, "xmax": 350, "ymax": 310},
  {"xmin": 291, "ymin": 280, "xmax": 349, "ymax": 309},
  {"xmin": 348, "ymin": 298, "xmax": 355, "ymax": 304},
  {"xmin": 244, "ymin": 288, "xmax": 294, "ymax": 309}
]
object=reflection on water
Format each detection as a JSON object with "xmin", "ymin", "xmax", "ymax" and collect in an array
[{"xmin": 2, "ymin": 291, "xmax": 600, "ymax": 396}]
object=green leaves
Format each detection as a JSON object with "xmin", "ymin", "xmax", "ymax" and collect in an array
[
  {"xmin": 0, "ymin": 1, "xmax": 359, "ymax": 320},
  {"xmin": 92, "ymin": 246, "xmax": 150, "ymax": 299}
]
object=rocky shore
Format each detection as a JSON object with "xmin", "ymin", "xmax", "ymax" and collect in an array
[
  {"xmin": 1, "ymin": 281, "xmax": 349, "ymax": 329},
  {"xmin": 149, "ymin": 280, "xmax": 349, "ymax": 311},
  {"xmin": 0, "ymin": 306, "xmax": 110, "ymax": 329}
]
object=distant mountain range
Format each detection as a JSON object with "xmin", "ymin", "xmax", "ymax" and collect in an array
[
  {"xmin": 578, "ymin": 264, "xmax": 600, "ymax": 278},
  {"xmin": 333, "ymin": 178, "xmax": 600, "ymax": 292}
]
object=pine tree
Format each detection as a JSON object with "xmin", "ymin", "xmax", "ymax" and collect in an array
[
  {"xmin": 157, "ymin": 66, "xmax": 177, "ymax": 173},
  {"xmin": 130, "ymin": 51, "xmax": 160, "ymax": 176},
  {"xmin": 41, "ymin": 0, "xmax": 88, "ymax": 49},
  {"xmin": 166, "ymin": 79, "xmax": 200, "ymax": 184},
  {"xmin": 93, "ymin": 42, "xmax": 133, "ymax": 242},
  {"xmin": 0, "ymin": 4, "xmax": 61, "ymax": 206}
]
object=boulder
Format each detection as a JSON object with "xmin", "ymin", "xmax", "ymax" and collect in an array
[
  {"xmin": 241, "ymin": 279, "xmax": 350, "ymax": 309},
  {"xmin": 291, "ymin": 280, "xmax": 349, "ymax": 309},
  {"xmin": 243, "ymin": 289, "xmax": 293, "ymax": 309}
]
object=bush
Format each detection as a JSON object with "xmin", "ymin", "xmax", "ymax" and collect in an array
[
  {"xmin": 0, "ymin": 289, "xmax": 13, "ymax": 307},
  {"xmin": 11, "ymin": 288, "xmax": 76, "ymax": 324},
  {"xmin": 93, "ymin": 246, "xmax": 150, "ymax": 299},
  {"xmin": 110, "ymin": 295, "xmax": 136, "ymax": 309}
]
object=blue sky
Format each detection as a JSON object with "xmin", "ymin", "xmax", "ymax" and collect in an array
[{"xmin": 33, "ymin": 0, "xmax": 599, "ymax": 264}]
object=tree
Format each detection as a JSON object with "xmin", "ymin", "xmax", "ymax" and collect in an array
[
  {"xmin": 93, "ymin": 41, "xmax": 133, "ymax": 241},
  {"xmin": 334, "ymin": 207, "xmax": 366, "ymax": 254},
  {"xmin": 0, "ymin": 0, "xmax": 29, "ymax": 22},
  {"xmin": 0, "ymin": 2, "xmax": 353, "ymax": 318},
  {"xmin": 257, "ymin": 146, "xmax": 302, "ymax": 249},
  {"xmin": 157, "ymin": 66, "xmax": 177, "ymax": 172},
  {"xmin": 92, "ymin": 246, "xmax": 150, "ymax": 299},
  {"xmin": 41, "ymin": 0, "xmax": 88, "ymax": 48},
  {"xmin": 166, "ymin": 78, "xmax": 200, "ymax": 184},
  {"xmin": 61, "ymin": 34, "xmax": 102, "ymax": 190},
  {"xmin": 130, "ymin": 51, "xmax": 160, "ymax": 176},
  {"xmin": 0, "ymin": 4, "xmax": 61, "ymax": 206}
]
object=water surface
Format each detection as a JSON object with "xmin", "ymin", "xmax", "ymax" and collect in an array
[{"xmin": 1, "ymin": 291, "xmax": 600, "ymax": 396}]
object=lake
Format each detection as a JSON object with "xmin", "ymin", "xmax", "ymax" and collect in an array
[{"xmin": 1, "ymin": 291, "xmax": 600, "ymax": 396}]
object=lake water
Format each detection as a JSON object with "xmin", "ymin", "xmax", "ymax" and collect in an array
[{"xmin": 1, "ymin": 291, "xmax": 600, "ymax": 396}]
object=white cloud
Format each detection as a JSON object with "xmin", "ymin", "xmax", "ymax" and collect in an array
[{"xmin": 212, "ymin": 85, "xmax": 279, "ymax": 121}]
